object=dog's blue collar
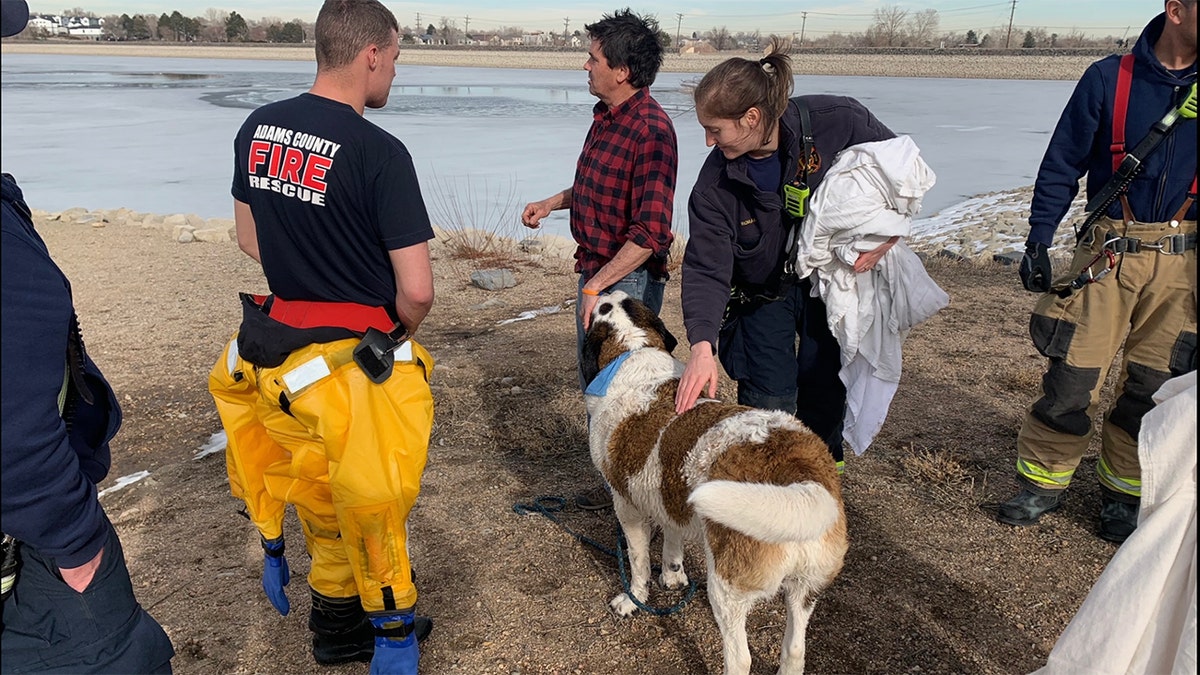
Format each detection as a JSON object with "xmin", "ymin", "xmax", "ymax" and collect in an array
[{"xmin": 585, "ymin": 352, "xmax": 631, "ymax": 397}]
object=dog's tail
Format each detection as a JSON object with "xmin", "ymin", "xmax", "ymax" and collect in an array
[{"xmin": 688, "ymin": 481, "xmax": 840, "ymax": 543}]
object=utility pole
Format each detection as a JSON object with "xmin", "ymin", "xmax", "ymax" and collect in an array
[
  {"xmin": 415, "ymin": 12, "xmax": 421, "ymax": 34},
  {"xmin": 464, "ymin": 15, "xmax": 469, "ymax": 39},
  {"xmin": 1004, "ymin": 0, "xmax": 1017, "ymax": 48},
  {"xmin": 675, "ymin": 13, "xmax": 683, "ymax": 48},
  {"xmin": 799, "ymin": 12, "xmax": 808, "ymax": 48},
  {"xmin": 563, "ymin": 17, "xmax": 569, "ymax": 40}
]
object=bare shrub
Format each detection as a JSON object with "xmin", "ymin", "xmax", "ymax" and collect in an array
[{"xmin": 427, "ymin": 174, "xmax": 524, "ymax": 269}]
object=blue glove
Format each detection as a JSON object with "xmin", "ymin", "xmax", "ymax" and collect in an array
[
  {"xmin": 369, "ymin": 611, "xmax": 419, "ymax": 675},
  {"xmin": 261, "ymin": 536, "xmax": 290, "ymax": 616}
]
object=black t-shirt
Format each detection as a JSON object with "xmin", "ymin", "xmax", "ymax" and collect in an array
[{"xmin": 232, "ymin": 93, "xmax": 433, "ymax": 307}]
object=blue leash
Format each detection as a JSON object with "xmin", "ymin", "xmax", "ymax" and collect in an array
[{"xmin": 513, "ymin": 496, "xmax": 697, "ymax": 616}]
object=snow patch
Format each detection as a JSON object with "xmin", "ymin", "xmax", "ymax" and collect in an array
[
  {"xmin": 194, "ymin": 430, "xmax": 227, "ymax": 460},
  {"xmin": 98, "ymin": 470, "xmax": 151, "ymax": 498}
]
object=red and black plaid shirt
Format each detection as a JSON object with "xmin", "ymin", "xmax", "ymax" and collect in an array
[{"xmin": 570, "ymin": 88, "xmax": 677, "ymax": 280}]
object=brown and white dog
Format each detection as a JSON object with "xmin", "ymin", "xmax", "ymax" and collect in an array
[{"xmin": 581, "ymin": 291, "xmax": 848, "ymax": 675}]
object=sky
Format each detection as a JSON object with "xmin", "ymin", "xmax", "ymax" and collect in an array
[{"xmin": 28, "ymin": 1, "xmax": 1152, "ymax": 38}]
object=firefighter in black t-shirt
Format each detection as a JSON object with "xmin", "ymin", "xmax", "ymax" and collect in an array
[{"xmin": 208, "ymin": 1, "xmax": 435, "ymax": 672}]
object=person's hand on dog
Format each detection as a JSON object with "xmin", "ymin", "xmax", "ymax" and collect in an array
[
  {"xmin": 676, "ymin": 343, "xmax": 719, "ymax": 414},
  {"xmin": 1019, "ymin": 241, "xmax": 1053, "ymax": 293}
]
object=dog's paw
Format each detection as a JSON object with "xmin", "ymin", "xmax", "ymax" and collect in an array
[
  {"xmin": 608, "ymin": 593, "xmax": 639, "ymax": 617},
  {"xmin": 659, "ymin": 568, "xmax": 689, "ymax": 590}
]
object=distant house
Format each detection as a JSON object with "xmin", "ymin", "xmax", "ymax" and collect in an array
[
  {"xmin": 65, "ymin": 16, "xmax": 103, "ymax": 39},
  {"xmin": 569, "ymin": 35, "xmax": 582, "ymax": 48},
  {"xmin": 27, "ymin": 14, "xmax": 60, "ymax": 34},
  {"xmin": 522, "ymin": 31, "xmax": 548, "ymax": 46}
]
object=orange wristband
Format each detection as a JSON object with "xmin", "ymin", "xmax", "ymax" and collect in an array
[{"xmin": 581, "ymin": 287, "xmax": 600, "ymax": 297}]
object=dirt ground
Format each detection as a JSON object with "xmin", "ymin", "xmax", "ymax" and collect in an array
[{"xmin": 38, "ymin": 214, "xmax": 1123, "ymax": 675}]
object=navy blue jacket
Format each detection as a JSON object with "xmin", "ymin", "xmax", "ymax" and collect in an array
[
  {"xmin": 1, "ymin": 173, "xmax": 119, "ymax": 569},
  {"xmin": 1029, "ymin": 12, "xmax": 1197, "ymax": 246},
  {"xmin": 682, "ymin": 95, "xmax": 895, "ymax": 348}
]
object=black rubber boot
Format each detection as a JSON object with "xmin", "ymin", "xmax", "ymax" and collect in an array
[
  {"xmin": 996, "ymin": 484, "xmax": 1063, "ymax": 526},
  {"xmin": 1098, "ymin": 490, "xmax": 1139, "ymax": 544},
  {"xmin": 309, "ymin": 590, "xmax": 433, "ymax": 665},
  {"xmin": 310, "ymin": 591, "xmax": 373, "ymax": 666}
]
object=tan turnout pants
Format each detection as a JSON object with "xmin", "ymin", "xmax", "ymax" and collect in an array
[{"xmin": 1016, "ymin": 216, "xmax": 1197, "ymax": 496}]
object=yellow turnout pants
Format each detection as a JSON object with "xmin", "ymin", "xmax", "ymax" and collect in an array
[
  {"xmin": 1017, "ymin": 216, "xmax": 1196, "ymax": 496},
  {"xmin": 209, "ymin": 335, "xmax": 434, "ymax": 613}
]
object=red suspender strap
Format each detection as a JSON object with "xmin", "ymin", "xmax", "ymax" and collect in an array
[
  {"xmin": 1110, "ymin": 53, "xmax": 1134, "ymax": 173},
  {"xmin": 249, "ymin": 294, "xmax": 396, "ymax": 333}
]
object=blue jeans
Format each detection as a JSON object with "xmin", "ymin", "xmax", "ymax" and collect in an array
[{"xmin": 575, "ymin": 268, "xmax": 666, "ymax": 389}]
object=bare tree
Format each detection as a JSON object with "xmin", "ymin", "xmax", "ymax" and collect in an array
[
  {"xmin": 907, "ymin": 9, "xmax": 939, "ymax": 46},
  {"xmin": 872, "ymin": 4, "xmax": 909, "ymax": 47},
  {"xmin": 438, "ymin": 16, "xmax": 461, "ymax": 44},
  {"xmin": 102, "ymin": 14, "xmax": 123, "ymax": 39},
  {"xmin": 706, "ymin": 25, "xmax": 731, "ymax": 51},
  {"xmin": 142, "ymin": 13, "xmax": 158, "ymax": 39},
  {"xmin": 821, "ymin": 31, "xmax": 855, "ymax": 48}
]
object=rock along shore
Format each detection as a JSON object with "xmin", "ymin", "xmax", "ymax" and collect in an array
[{"xmin": 32, "ymin": 181, "xmax": 1081, "ymax": 268}]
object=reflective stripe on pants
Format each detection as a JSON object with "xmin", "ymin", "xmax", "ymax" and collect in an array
[
  {"xmin": 209, "ymin": 335, "xmax": 434, "ymax": 613},
  {"xmin": 1016, "ymin": 217, "xmax": 1197, "ymax": 495}
]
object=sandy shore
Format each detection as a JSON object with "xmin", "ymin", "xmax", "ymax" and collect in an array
[
  {"xmin": 31, "ymin": 181, "xmax": 1056, "ymax": 263},
  {"xmin": 2, "ymin": 41, "xmax": 1097, "ymax": 80}
]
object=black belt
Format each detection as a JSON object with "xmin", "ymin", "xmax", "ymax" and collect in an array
[{"xmin": 1102, "ymin": 231, "xmax": 1196, "ymax": 255}]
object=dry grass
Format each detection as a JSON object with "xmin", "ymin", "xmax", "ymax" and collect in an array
[
  {"xmin": 667, "ymin": 234, "xmax": 688, "ymax": 273},
  {"xmin": 993, "ymin": 366, "xmax": 1044, "ymax": 393},
  {"xmin": 899, "ymin": 443, "xmax": 977, "ymax": 507}
]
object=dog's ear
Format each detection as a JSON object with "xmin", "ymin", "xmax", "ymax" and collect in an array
[
  {"xmin": 581, "ymin": 322, "xmax": 613, "ymax": 387},
  {"xmin": 623, "ymin": 296, "xmax": 677, "ymax": 354},
  {"xmin": 651, "ymin": 314, "xmax": 678, "ymax": 354}
]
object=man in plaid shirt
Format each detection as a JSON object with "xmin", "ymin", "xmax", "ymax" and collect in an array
[
  {"xmin": 521, "ymin": 8, "xmax": 678, "ymax": 511},
  {"xmin": 523, "ymin": 9, "xmax": 677, "ymax": 361}
]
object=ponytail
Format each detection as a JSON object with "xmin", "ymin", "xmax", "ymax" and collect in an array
[{"xmin": 693, "ymin": 37, "xmax": 794, "ymax": 142}]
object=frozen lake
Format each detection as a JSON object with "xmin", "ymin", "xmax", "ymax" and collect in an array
[{"xmin": 0, "ymin": 54, "xmax": 1076, "ymax": 239}]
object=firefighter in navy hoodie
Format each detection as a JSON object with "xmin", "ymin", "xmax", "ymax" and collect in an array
[
  {"xmin": 674, "ymin": 38, "xmax": 898, "ymax": 475},
  {"xmin": 999, "ymin": 0, "xmax": 1196, "ymax": 543},
  {"xmin": 0, "ymin": 2, "xmax": 176, "ymax": 671}
]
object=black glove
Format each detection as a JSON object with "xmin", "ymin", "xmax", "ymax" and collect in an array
[{"xmin": 1019, "ymin": 242, "xmax": 1052, "ymax": 293}]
